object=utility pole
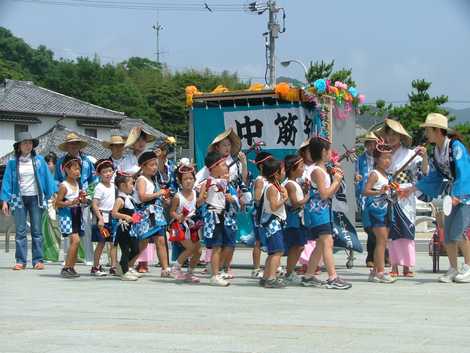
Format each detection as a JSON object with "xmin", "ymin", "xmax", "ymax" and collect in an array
[
  {"xmin": 152, "ymin": 22, "xmax": 164, "ymax": 65},
  {"xmin": 250, "ymin": 1, "xmax": 285, "ymax": 88},
  {"xmin": 267, "ymin": 1, "xmax": 279, "ymax": 88}
]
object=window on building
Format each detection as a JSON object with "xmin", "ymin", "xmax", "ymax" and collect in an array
[
  {"xmin": 14, "ymin": 124, "xmax": 28, "ymax": 140},
  {"xmin": 84, "ymin": 128, "xmax": 97, "ymax": 138}
]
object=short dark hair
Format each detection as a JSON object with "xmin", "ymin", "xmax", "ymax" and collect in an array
[
  {"xmin": 309, "ymin": 137, "xmax": 331, "ymax": 162},
  {"xmin": 95, "ymin": 159, "xmax": 114, "ymax": 174},
  {"xmin": 261, "ymin": 158, "xmax": 282, "ymax": 181},
  {"xmin": 284, "ymin": 154, "xmax": 302, "ymax": 178},
  {"xmin": 254, "ymin": 151, "xmax": 272, "ymax": 171},
  {"xmin": 372, "ymin": 143, "xmax": 392, "ymax": 164},
  {"xmin": 176, "ymin": 166, "xmax": 196, "ymax": 182},
  {"xmin": 61, "ymin": 155, "xmax": 81, "ymax": 173},
  {"xmin": 44, "ymin": 152, "xmax": 57, "ymax": 164},
  {"xmin": 204, "ymin": 151, "xmax": 224, "ymax": 169},
  {"xmin": 115, "ymin": 173, "xmax": 133, "ymax": 189}
]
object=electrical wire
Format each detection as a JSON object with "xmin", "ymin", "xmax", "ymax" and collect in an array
[{"xmin": 8, "ymin": 0, "xmax": 253, "ymax": 12}]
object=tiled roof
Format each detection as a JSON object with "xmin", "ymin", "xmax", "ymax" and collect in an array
[
  {"xmin": 0, "ymin": 125, "xmax": 111, "ymax": 164},
  {"xmin": 118, "ymin": 117, "xmax": 167, "ymax": 140},
  {"xmin": 0, "ymin": 79, "xmax": 126, "ymax": 120},
  {"xmin": 0, "ymin": 121, "xmax": 168, "ymax": 164}
]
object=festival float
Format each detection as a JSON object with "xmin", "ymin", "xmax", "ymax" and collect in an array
[{"xmin": 186, "ymin": 80, "xmax": 366, "ymax": 266}]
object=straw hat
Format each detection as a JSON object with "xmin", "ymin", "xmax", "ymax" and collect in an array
[
  {"xmin": 13, "ymin": 132, "xmax": 39, "ymax": 150},
  {"xmin": 420, "ymin": 113, "xmax": 451, "ymax": 131},
  {"xmin": 375, "ymin": 118, "xmax": 412, "ymax": 147},
  {"xmin": 58, "ymin": 132, "xmax": 88, "ymax": 152},
  {"xmin": 124, "ymin": 127, "xmax": 156, "ymax": 148},
  {"xmin": 359, "ymin": 131, "xmax": 378, "ymax": 143},
  {"xmin": 102, "ymin": 135, "xmax": 126, "ymax": 149},
  {"xmin": 299, "ymin": 138, "xmax": 311, "ymax": 151},
  {"xmin": 208, "ymin": 128, "xmax": 241, "ymax": 155},
  {"xmin": 153, "ymin": 136, "xmax": 177, "ymax": 151}
]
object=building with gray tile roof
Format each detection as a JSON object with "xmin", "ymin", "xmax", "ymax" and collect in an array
[
  {"xmin": 0, "ymin": 79, "xmax": 167, "ymax": 159},
  {"xmin": 0, "ymin": 79, "xmax": 125, "ymax": 122}
]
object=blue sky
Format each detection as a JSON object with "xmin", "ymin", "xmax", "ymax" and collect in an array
[{"xmin": 1, "ymin": 0, "xmax": 469, "ymax": 107}]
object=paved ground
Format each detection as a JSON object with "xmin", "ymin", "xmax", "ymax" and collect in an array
[{"xmin": 1, "ymin": 247, "xmax": 469, "ymax": 353}]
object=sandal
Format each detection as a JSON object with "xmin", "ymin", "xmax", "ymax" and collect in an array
[
  {"xmin": 161, "ymin": 269, "xmax": 171, "ymax": 278},
  {"xmin": 403, "ymin": 271, "xmax": 415, "ymax": 278},
  {"xmin": 33, "ymin": 262, "xmax": 45, "ymax": 270},
  {"xmin": 389, "ymin": 271, "xmax": 399, "ymax": 277},
  {"xmin": 12, "ymin": 263, "xmax": 25, "ymax": 271}
]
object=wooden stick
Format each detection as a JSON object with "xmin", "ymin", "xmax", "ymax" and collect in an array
[{"xmin": 392, "ymin": 144, "xmax": 427, "ymax": 180}]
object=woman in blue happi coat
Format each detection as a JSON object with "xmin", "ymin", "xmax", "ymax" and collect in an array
[
  {"xmin": 415, "ymin": 113, "xmax": 470, "ymax": 283},
  {"xmin": 1, "ymin": 132, "xmax": 57, "ymax": 270}
]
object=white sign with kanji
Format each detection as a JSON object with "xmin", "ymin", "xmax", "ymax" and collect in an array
[{"xmin": 223, "ymin": 106, "xmax": 316, "ymax": 149}]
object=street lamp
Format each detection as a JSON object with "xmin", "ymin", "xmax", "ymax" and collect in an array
[{"xmin": 280, "ymin": 59, "xmax": 308, "ymax": 79}]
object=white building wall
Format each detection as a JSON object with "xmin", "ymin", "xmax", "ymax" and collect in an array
[
  {"xmin": 0, "ymin": 124, "xmax": 15, "ymax": 157},
  {"xmin": 0, "ymin": 117, "xmax": 116, "ymax": 157}
]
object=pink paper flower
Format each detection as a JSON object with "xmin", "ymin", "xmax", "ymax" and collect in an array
[
  {"xmin": 331, "ymin": 150, "xmax": 340, "ymax": 164},
  {"xmin": 334, "ymin": 81, "xmax": 348, "ymax": 90}
]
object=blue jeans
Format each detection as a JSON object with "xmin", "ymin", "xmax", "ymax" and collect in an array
[{"xmin": 13, "ymin": 196, "xmax": 44, "ymax": 266}]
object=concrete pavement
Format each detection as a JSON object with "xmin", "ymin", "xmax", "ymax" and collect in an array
[{"xmin": 0, "ymin": 248, "xmax": 469, "ymax": 353}]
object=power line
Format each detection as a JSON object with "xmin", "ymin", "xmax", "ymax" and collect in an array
[{"xmin": 8, "ymin": 0, "xmax": 253, "ymax": 12}]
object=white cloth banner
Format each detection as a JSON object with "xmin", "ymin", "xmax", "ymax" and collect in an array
[{"xmin": 223, "ymin": 106, "xmax": 315, "ymax": 150}]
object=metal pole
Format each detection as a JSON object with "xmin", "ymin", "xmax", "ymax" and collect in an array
[
  {"xmin": 152, "ymin": 22, "xmax": 164, "ymax": 64},
  {"xmin": 267, "ymin": 1, "xmax": 276, "ymax": 87}
]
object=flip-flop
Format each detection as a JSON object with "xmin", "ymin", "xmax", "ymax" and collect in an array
[
  {"xmin": 12, "ymin": 264, "xmax": 25, "ymax": 270},
  {"xmin": 33, "ymin": 263, "xmax": 45, "ymax": 270}
]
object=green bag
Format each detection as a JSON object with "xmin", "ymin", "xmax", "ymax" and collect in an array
[
  {"xmin": 42, "ymin": 211, "xmax": 86, "ymax": 262},
  {"xmin": 42, "ymin": 212, "xmax": 60, "ymax": 262}
]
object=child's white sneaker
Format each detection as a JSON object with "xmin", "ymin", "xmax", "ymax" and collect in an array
[
  {"xmin": 121, "ymin": 272, "xmax": 138, "ymax": 281},
  {"xmin": 455, "ymin": 264, "xmax": 470, "ymax": 283},
  {"xmin": 128, "ymin": 267, "xmax": 144, "ymax": 278},
  {"xmin": 285, "ymin": 272, "xmax": 303, "ymax": 285},
  {"xmin": 439, "ymin": 267, "xmax": 458, "ymax": 283},
  {"xmin": 251, "ymin": 269, "xmax": 264, "ymax": 279},
  {"xmin": 210, "ymin": 275, "xmax": 230, "ymax": 287},
  {"xmin": 372, "ymin": 273, "xmax": 397, "ymax": 284},
  {"xmin": 276, "ymin": 266, "xmax": 286, "ymax": 277}
]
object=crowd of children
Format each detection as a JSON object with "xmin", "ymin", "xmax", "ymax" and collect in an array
[
  {"xmin": 46, "ymin": 125, "xmax": 357, "ymax": 289},
  {"xmin": 4, "ymin": 112, "xmax": 470, "ymax": 287}
]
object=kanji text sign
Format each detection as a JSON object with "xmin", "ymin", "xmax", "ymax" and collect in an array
[{"xmin": 223, "ymin": 107, "xmax": 314, "ymax": 149}]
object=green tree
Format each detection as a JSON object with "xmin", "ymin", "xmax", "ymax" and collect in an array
[
  {"xmin": 387, "ymin": 79, "xmax": 449, "ymax": 144},
  {"xmin": 305, "ymin": 59, "xmax": 356, "ymax": 87},
  {"xmin": 0, "ymin": 26, "xmax": 252, "ymax": 147},
  {"xmin": 306, "ymin": 60, "xmax": 334, "ymax": 83}
]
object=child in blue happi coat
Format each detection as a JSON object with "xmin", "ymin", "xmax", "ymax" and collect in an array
[
  {"xmin": 250, "ymin": 151, "xmax": 272, "ymax": 279},
  {"xmin": 112, "ymin": 173, "xmax": 142, "ymax": 281},
  {"xmin": 355, "ymin": 132, "xmax": 381, "ymax": 267},
  {"xmin": 133, "ymin": 151, "xmax": 170, "ymax": 277},
  {"xmin": 199, "ymin": 151, "xmax": 239, "ymax": 287},
  {"xmin": 90, "ymin": 159, "xmax": 117, "ymax": 277},
  {"xmin": 56, "ymin": 156, "xmax": 88, "ymax": 278},
  {"xmin": 169, "ymin": 162, "xmax": 203, "ymax": 283},
  {"xmin": 282, "ymin": 154, "xmax": 309, "ymax": 285},
  {"xmin": 302, "ymin": 136, "xmax": 352, "ymax": 290},
  {"xmin": 259, "ymin": 158, "xmax": 288, "ymax": 288},
  {"xmin": 362, "ymin": 142, "xmax": 397, "ymax": 284}
]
